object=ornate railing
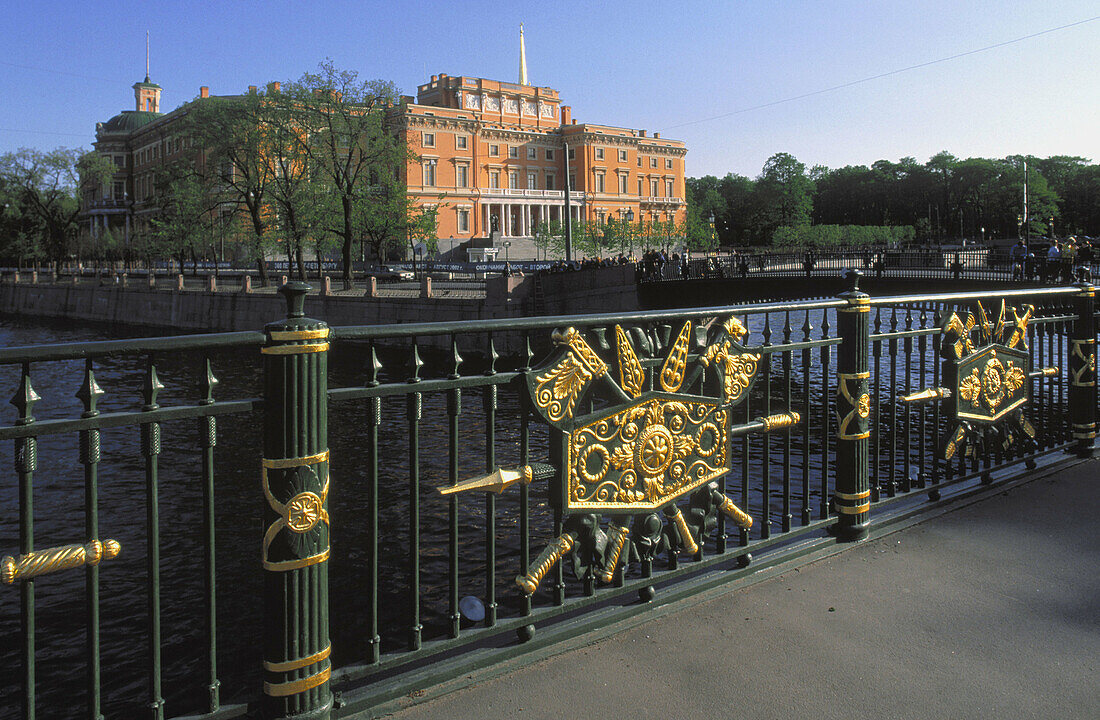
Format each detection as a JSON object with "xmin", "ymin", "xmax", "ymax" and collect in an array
[
  {"xmin": 0, "ymin": 271, "xmax": 1095, "ymax": 719},
  {"xmin": 640, "ymin": 249, "xmax": 1096, "ymax": 285}
]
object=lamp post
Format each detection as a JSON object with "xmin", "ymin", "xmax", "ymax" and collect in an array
[
  {"xmin": 503, "ymin": 239, "xmax": 511, "ymax": 263},
  {"xmin": 708, "ymin": 212, "xmax": 716, "ymax": 255},
  {"xmin": 981, "ymin": 226, "xmax": 985, "ymax": 245}
]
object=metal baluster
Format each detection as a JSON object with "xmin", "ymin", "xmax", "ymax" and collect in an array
[
  {"xmin": 143, "ymin": 357, "xmax": 166, "ymax": 719},
  {"xmin": 76, "ymin": 359, "xmax": 105, "ymax": 720},
  {"xmin": 780, "ymin": 312, "xmax": 792, "ymax": 533},
  {"xmin": 871, "ymin": 307, "xmax": 882, "ymax": 502},
  {"xmin": 741, "ymin": 314, "xmax": 751, "ymax": 547},
  {"xmin": 916, "ymin": 307, "xmax": 926, "ymax": 488},
  {"xmin": 446, "ymin": 336, "xmax": 462, "ymax": 639},
  {"xmin": 407, "ymin": 341, "xmax": 423, "ymax": 650},
  {"xmin": 1038, "ymin": 308, "xmax": 1048, "ymax": 448},
  {"xmin": 12, "ymin": 363, "xmax": 39, "ymax": 720},
  {"xmin": 483, "ymin": 334, "xmax": 499, "ymax": 624},
  {"xmin": 761, "ymin": 313, "xmax": 772, "ymax": 539},
  {"xmin": 888, "ymin": 306, "xmax": 898, "ymax": 496},
  {"xmin": 930, "ymin": 306, "xmax": 943, "ymax": 499},
  {"xmin": 518, "ymin": 334, "xmax": 533, "ymax": 619},
  {"xmin": 801, "ymin": 311, "xmax": 813, "ymax": 525},
  {"xmin": 198, "ymin": 358, "xmax": 221, "ymax": 710},
  {"xmin": 366, "ymin": 345, "xmax": 382, "ymax": 663},
  {"xmin": 902, "ymin": 307, "xmax": 910, "ymax": 492},
  {"xmin": 819, "ymin": 308, "xmax": 831, "ymax": 519}
]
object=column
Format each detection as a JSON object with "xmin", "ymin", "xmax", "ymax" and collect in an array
[
  {"xmin": 261, "ymin": 283, "xmax": 332, "ymax": 719},
  {"xmin": 834, "ymin": 270, "xmax": 871, "ymax": 542}
]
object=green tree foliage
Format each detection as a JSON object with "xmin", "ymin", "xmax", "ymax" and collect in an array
[
  {"xmin": 771, "ymin": 224, "xmax": 915, "ymax": 248},
  {"xmin": 0, "ymin": 147, "xmax": 114, "ymax": 266}
]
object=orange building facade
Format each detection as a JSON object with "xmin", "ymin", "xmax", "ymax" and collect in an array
[
  {"xmin": 83, "ymin": 67, "xmax": 687, "ymax": 249},
  {"xmin": 396, "ymin": 73, "xmax": 687, "ymax": 241}
]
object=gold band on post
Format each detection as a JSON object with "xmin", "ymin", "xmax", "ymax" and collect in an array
[
  {"xmin": 262, "ymin": 450, "xmax": 330, "ymax": 470},
  {"xmin": 269, "ymin": 329, "xmax": 330, "ymax": 341},
  {"xmin": 833, "ymin": 490, "xmax": 870, "ymax": 501},
  {"xmin": 263, "ymin": 644, "xmax": 332, "ymax": 673},
  {"xmin": 837, "ymin": 502, "xmax": 870, "ymax": 515},
  {"xmin": 263, "ymin": 548, "xmax": 330, "ymax": 572},
  {"xmin": 263, "ymin": 667, "xmax": 331, "ymax": 697},
  {"xmin": 261, "ymin": 342, "xmax": 329, "ymax": 356}
]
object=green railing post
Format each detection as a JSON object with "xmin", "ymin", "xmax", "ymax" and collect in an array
[
  {"xmin": 1070, "ymin": 270, "xmax": 1096, "ymax": 457},
  {"xmin": 262, "ymin": 282, "xmax": 332, "ymax": 720},
  {"xmin": 834, "ymin": 270, "xmax": 871, "ymax": 541}
]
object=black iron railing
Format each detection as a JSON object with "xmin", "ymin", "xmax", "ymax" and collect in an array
[{"xmin": 0, "ymin": 272, "xmax": 1095, "ymax": 720}]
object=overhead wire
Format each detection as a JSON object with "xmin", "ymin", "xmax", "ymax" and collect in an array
[{"xmin": 661, "ymin": 15, "xmax": 1100, "ymax": 131}]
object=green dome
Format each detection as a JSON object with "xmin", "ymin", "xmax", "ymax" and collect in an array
[{"xmin": 99, "ymin": 110, "xmax": 162, "ymax": 135}]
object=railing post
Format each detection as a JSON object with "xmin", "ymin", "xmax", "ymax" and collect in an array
[
  {"xmin": 262, "ymin": 282, "xmax": 332, "ymax": 720},
  {"xmin": 834, "ymin": 270, "xmax": 871, "ymax": 541},
  {"xmin": 1070, "ymin": 269, "xmax": 1096, "ymax": 457}
]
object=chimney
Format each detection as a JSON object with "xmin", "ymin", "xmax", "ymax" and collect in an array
[
  {"xmin": 431, "ymin": 75, "xmax": 438, "ymax": 82},
  {"xmin": 248, "ymin": 85, "xmax": 257, "ymax": 93},
  {"xmin": 200, "ymin": 86, "xmax": 209, "ymax": 98},
  {"xmin": 653, "ymin": 132, "xmax": 660, "ymax": 138},
  {"xmin": 561, "ymin": 105, "xmax": 572, "ymax": 124},
  {"xmin": 639, "ymin": 129, "xmax": 647, "ymax": 137}
]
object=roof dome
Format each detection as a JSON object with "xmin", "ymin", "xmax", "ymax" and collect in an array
[{"xmin": 99, "ymin": 110, "xmax": 161, "ymax": 135}]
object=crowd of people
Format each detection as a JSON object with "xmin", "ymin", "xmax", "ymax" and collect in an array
[{"xmin": 1009, "ymin": 237, "xmax": 1094, "ymax": 282}]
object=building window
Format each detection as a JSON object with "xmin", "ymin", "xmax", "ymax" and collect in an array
[
  {"xmin": 423, "ymin": 160, "xmax": 437, "ymax": 187},
  {"xmin": 637, "ymin": 157, "xmax": 641, "ymax": 167},
  {"xmin": 650, "ymin": 179, "xmax": 658, "ymax": 196},
  {"xmin": 527, "ymin": 147, "xmax": 536, "ymax": 160},
  {"xmin": 666, "ymin": 180, "xmax": 674, "ymax": 197},
  {"xmin": 595, "ymin": 148, "xmax": 604, "ymax": 160},
  {"xmin": 569, "ymin": 173, "xmax": 576, "ymax": 190},
  {"xmin": 637, "ymin": 179, "xmax": 643, "ymax": 195},
  {"xmin": 456, "ymin": 164, "xmax": 468, "ymax": 188},
  {"xmin": 490, "ymin": 171, "xmax": 500, "ymax": 189},
  {"xmin": 509, "ymin": 170, "xmax": 519, "ymax": 188},
  {"xmin": 594, "ymin": 172, "xmax": 604, "ymax": 193},
  {"xmin": 666, "ymin": 159, "xmax": 673, "ymax": 169},
  {"xmin": 650, "ymin": 158, "xmax": 658, "ymax": 168},
  {"xmin": 457, "ymin": 209, "xmax": 470, "ymax": 233},
  {"xmin": 528, "ymin": 171, "xmax": 537, "ymax": 189},
  {"xmin": 509, "ymin": 146, "xmax": 518, "ymax": 159},
  {"xmin": 568, "ymin": 148, "xmax": 575, "ymax": 160},
  {"xmin": 456, "ymin": 135, "xmax": 468, "ymax": 149},
  {"xmin": 489, "ymin": 144, "xmax": 499, "ymax": 156},
  {"xmin": 546, "ymin": 149, "xmax": 554, "ymax": 160},
  {"xmin": 422, "ymin": 132, "xmax": 435, "ymax": 147},
  {"xmin": 545, "ymin": 174, "xmax": 555, "ymax": 190},
  {"xmin": 112, "ymin": 181, "xmax": 125, "ymax": 200},
  {"xmin": 113, "ymin": 155, "xmax": 125, "ymax": 167},
  {"xmin": 619, "ymin": 174, "xmax": 628, "ymax": 194},
  {"xmin": 619, "ymin": 150, "xmax": 627, "ymax": 162}
]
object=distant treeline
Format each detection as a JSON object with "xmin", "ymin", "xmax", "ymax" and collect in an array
[{"xmin": 688, "ymin": 152, "xmax": 1100, "ymax": 246}]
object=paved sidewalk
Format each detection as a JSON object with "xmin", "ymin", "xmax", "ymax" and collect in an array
[{"xmin": 381, "ymin": 461, "xmax": 1100, "ymax": 720}]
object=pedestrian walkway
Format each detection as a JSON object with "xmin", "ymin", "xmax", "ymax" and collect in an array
[{"xmin": 376, "ymin": 460, "xmax": 1100, "ymax": 720}]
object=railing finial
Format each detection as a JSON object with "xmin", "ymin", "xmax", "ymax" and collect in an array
[
  {"xmin": 278, "ymin": 281, "xmax": 311, "ymax": 319},
  {"xmin": 844, "ymin": 268, "xmax": 862, "ymax": 292}
]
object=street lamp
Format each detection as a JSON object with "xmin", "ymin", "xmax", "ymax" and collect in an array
[
  {"xmin": 503, "ymin": 239, "xmax": 511, "ymax": 263},
  {"xmin": 981, "ymin": 226, "xmax": 985, "ymax": 245}
]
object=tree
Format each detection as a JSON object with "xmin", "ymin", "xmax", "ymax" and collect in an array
[
  {"xmin": 752, "ymin": 152, "xmax": 814, "ymax": 242},
  {"xmin": 0, "ymin": 148, "xmax": 115, "ymax": 267},
  {"xmin": 285, "ymin": 60, "xmax": 406, "ymax": 286}
]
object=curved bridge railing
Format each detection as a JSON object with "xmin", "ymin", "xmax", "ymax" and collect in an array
[
  {"xmin": 0, "ymin": 272, "xmax": 1095, "ymax": 719},
  {"xmin": 638, "ymin": 249, "xmax": 1098, "ymax": 285}
]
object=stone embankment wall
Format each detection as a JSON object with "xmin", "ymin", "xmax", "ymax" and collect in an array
[{"xmin": 0, "ymin": 266, "xmax": 640, "ymax": 347}]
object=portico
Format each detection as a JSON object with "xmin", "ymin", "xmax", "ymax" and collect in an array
[{"xmin": 480, "ymin": 190, "xmax": 585, "ymax": 237}]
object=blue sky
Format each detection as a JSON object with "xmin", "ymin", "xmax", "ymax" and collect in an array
[{"xmin": 1, "ymin": 1, "xmax": 1097, "ymax": 178}]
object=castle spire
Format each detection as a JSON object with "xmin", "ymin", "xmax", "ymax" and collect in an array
[{"xmin": 518, "ymin": 24, "xmax": 528, "ymax": 86}]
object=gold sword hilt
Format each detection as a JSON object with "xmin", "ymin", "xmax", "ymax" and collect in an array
[
  {"xmin": 711, "ymin": 491, "xmax": 753, "ymax": 529},
  {"xmin": 516, "ymin": 532, "xmax": 576, "ymax": 595},
  {"xmin": 598, "ymin": 522, "xmax": 631, "ymax": 583},
  {"xmin": 664, "ymin": 505, "xmax": 699, "ymax": 556}
]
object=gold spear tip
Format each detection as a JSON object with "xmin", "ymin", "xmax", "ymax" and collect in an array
[{"xmin": 439, "ymin": 466, "xmax": 533, "ymax": 495}]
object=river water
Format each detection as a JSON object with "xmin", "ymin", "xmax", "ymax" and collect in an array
[{"xmin": 0, "ymin": 303, "xmax": 1068, "ymax": 718}]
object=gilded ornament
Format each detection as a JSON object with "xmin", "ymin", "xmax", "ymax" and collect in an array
[
  {"xmin": 857, "ymin": 394, "xmax": 870, "ymax": 419},
  {"xmin": 659, "ymin": 321, "xmax": 692, "ymax": 392},
  {"xmin": 534, "ymin": 354, "xmax": 592, "ymax": 422},
  {"xmin": 286, "ymin": 491, "xmax": 324, "ymax": 533},
  {"xmin": 959, "ymin": 370, "xmax": 982, "ymax": 406},
  {"xmin": 615, "ymin": 325, "xmax": 646, "ymax": 398}
]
